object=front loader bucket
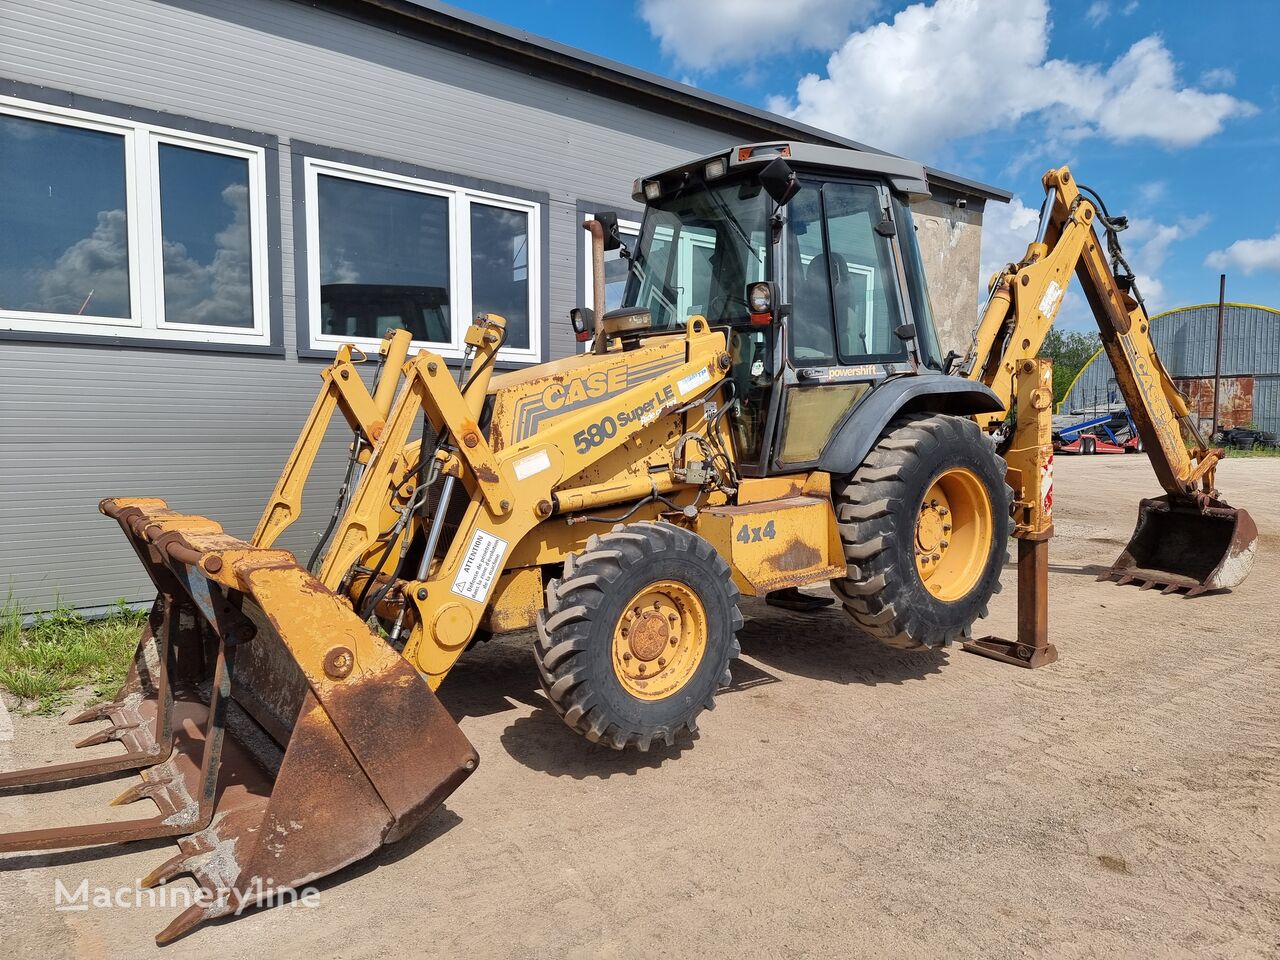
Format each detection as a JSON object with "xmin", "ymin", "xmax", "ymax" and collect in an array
[
  {"xmin": 1100, "ymin": 495, "xmax": 1258, "ymax": 596},
  {"xmin": 0, "ymin": 498, "xmax": 478, "ymax": 944}
]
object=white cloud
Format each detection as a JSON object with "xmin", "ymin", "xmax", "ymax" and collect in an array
[
  {"xmin": 976, "ymin": 194, "xmax": 1207, "ymax": 313},
  {"xmin": 1199, "ymin": 66, "xmax": 1236, "ymax": 89},
  {"xmin": 160, "ymin": 183, "xmax": 254, "ymax": 326},
  {"xmin": 1086, "ymin": 1, "xmax": 1109, "ymax": 27},
  {"xmin": 774, "ymin": 0, "xmax": 1255, "ymax": 160},
  {"xmin": 1137, "ymin": 180, "xmax": 1167, "ymax": 204},
  {"xmin": 36, "ymin": 208, "xmax": 132, "ymax": 316},
  {"xmin": 1119, "ymin": 213, "xmax": 1208, "ymax": 306},
  {"xmin": 978, "ymin": 195, "xmax": 1040, "ymax": 290},
  {"xmin": 638, "ymin": 0, "xmax": 877, "ymax": 70},
  {"xmin": 1205, "ymin": 231, "xmax": 1280, "ymax": 276}
]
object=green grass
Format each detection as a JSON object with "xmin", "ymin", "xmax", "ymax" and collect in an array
[
  {"xmin": 0, "ymin": 598, "xmax": 145, "ymax": 714},
  {"xmin": 1222, "ymin": 446, "xmax": 1280, "ymax": 458}
]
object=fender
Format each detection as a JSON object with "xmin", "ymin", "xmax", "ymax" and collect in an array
[{"xmin": 817, "ymin": 373, "xmax": 1004, "ymax": 475}]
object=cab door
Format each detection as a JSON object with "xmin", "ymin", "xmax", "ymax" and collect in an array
[{"xmin": 768, "ymin": 178, "xmax": 916, "ymax": 472}]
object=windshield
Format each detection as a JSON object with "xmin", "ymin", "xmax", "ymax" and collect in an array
[{"xmin": 622, "ymin": 178, "xmax": 769, "ymax": 329}]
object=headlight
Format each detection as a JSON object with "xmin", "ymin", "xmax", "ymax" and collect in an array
[
  {"xmin": 643, "ymin": 180, "xmax": 661, "ymax": 201},
  {"xmin": 704, "ymin": 157, "xmax": 727, "ymax": 180},
  {"xmin": 748, "ymin": 282, "xmax": 772, "ymax": 314}
]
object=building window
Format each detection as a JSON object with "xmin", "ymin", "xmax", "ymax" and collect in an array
[
  {"xmin": 303, "ymin": 158, "xmax": 541, "ymax": 362},
  {"xmin": 0, "ymin": 96, "xmax": 271, "ymax": 345}
]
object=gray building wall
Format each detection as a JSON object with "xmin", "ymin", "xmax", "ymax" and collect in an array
[{"xmin": 0, "ymin": 0, "xmax": 993, "ymax": 613}]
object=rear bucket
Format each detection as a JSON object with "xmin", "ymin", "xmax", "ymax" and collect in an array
[
  {"xmin": 1100, "ymin": 495, "xmax": 1258, "ymax": 596},
  {"xmin": 0, "ymin": 498, "xmax": 478, "ymax": 944}
]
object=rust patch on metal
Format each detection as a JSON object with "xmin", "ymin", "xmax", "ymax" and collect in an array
[
  {"xmin": 324, "ymin": 646, "xmax": 355, "ymax": 679},
  {"xmin": 772, "ymin": 538, "xmax": 823, "ymax": 572},
  {"xmin": 1174, "ymin": 376, "xmax": 1254, "ymax": 429},
  {"xmin": 475, "ymin": 464, "xmax": 499, "ymax": 483}
]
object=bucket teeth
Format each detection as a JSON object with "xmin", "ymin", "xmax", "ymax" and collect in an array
[
  {"xmin": 140, "ymin": 849, "xmax": 192, "ymax": 889},
  {"xmin": 3, "ymin": 500, "xmax": 479, "ymax": 946},
  {"xmin": 68, "ymin": 702, "xmax": 117, "ymax": 725},
  {"xmin": 74, "ymin": 723, "xmax": 135, "ymax": 749}
]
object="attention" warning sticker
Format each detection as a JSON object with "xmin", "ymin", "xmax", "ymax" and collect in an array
[{"xmin": 450, "ymin": 529, "xmax": 509, "ymax": 602}]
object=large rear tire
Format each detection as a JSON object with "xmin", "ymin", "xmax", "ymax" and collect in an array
[
  {"xmin": 831, "ymin": 413, "xmax": 1012, "ymax": 650},
  {"xmin": 535, "ymin": 522, "xmax": 742, "ymax": 751}
]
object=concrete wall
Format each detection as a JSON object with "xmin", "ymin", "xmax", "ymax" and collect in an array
[{"xmin": 911, "ymin": 194, "xmax": 986, "ymax": 359}]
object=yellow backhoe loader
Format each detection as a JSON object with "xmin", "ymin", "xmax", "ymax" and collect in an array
[{"xmin": 0, "ymin": 143, "xmax": 1257, "ymax": 943}]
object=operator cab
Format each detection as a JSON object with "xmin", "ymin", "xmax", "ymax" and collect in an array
[{"xmin": 587, "ymin": 142, "xmax": 945, "ymax": 478}]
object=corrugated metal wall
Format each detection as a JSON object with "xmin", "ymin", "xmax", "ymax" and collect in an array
[
  {"xmin": 0, "ymin": 0, "xmax": 748, "ymax": 613},
  {"xmin": 1060, "ymin": 303, "xmax": 1280, "ymax": 434}
]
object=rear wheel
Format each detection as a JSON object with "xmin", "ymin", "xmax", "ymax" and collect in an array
[
  {"xmin": 535, "ymin": 522, "xmax": 742, "ymax": 750},
  {"xmin": 832, "ymin": 413, "xmax": 1012, "ymax": 649},
  {"xmin": 1080, "ymin": 435, "xmax": 1097, "ymax": 455}
]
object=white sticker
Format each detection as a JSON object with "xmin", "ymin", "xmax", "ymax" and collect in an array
[
  {"xmin": 1038, "ymin": 279, "xmax": 1064, "ymax": 318},
  {"xmin": 513, "ymin": 449, "xmax": 551, "ymax": 481},
  {"xmin": 677, "ymin": 367, "xmax": 711, "ymax": 397},
  {"xmin": 450, "ymin": 529, "xmax": 509, "ymax": 602}
]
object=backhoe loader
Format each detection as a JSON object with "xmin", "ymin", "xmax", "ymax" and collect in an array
[{"xmin": 0, "ymin": 143, "xmax": 1257, "ymax": 943}]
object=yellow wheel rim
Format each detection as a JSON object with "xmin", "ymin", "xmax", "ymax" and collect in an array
[
  {"xmin": 611, "ymin": 580, "xmax": 708, "ymax": 701},
  {"xmin": 915, "ymin": 467, "xmax": 994, "ymax": 602}
]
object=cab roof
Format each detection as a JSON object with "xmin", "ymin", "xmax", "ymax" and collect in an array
[{"xmin": 632, "ymin": 142, "xmax": 932, "ymax": 204}]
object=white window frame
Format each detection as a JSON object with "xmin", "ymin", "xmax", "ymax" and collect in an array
[
  {"xmin": 0, "ymin": 95, "xmax": 271, "ymax": 346},
  {"xmin": 304, "ymin": 157, "xmax": 543, "ymax": 363}
]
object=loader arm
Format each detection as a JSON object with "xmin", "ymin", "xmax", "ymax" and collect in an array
[
  {"xmin": 253, "ymin": 329, "xmax": 412, "ymax": 548},
  {"xmin": 961, "ymin": 165, "xmax": 1256, "ymax": 594},
  {"xmin": 318, "ymin": 314, "xmax": 730, "ymax": 686}
]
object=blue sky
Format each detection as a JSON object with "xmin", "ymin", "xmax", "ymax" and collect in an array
[{"xmin": 456, "ymin": 0, "xmax": 1279, "ymax": 330}]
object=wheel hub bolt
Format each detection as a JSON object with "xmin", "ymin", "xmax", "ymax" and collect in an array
[
  {"xmin": 940, "ymin": 540, "xmax": 950, "ymax": 548},
  {"xmin": 939, "ymin": 507, "xmax": 949, "ymax": 517},
  {"xmin": 637, "ymin": 664, "xmax": 646, "ymax": 674},
  {"xmin": 667, "ymin": 613, "xmax": 678, "ymax": 623},
  {"xmin": 670, "ymin": 636, "xmax": 678, "ymax": 646},
  {"xmin": 658, "ymin": 658, "xmax": 666, "ymax": 668},
  {"xmin": 622, "ymin": 652, "xmax": 632, "ymax": 661}
]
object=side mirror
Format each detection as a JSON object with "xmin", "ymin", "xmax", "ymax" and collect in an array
[
  {"xmin": 594, "ymin": 211, "xmax": 622, "ymax": 252},
  {"xmin": 758, "ymin": 158, "xmax": 801, "ymax": 207}
]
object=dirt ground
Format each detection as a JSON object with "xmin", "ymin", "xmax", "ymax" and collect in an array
[{"xmin": 2, "ymin": 454, "xmax": 1277, "ymax": 959}]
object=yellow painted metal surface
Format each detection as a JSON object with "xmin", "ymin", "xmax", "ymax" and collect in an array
[
  {"xmin": 914, "ymin": 467, "xmax": 994, "ymax": 601},
  {"xmin": 695, "ymin": 495, "xmax": 845, "ymax": 595},
  {"xmin": 610, "ymin": 580, "xmax": 708, "ymax": 701},
  {"xmin": 481, "ymin": 566, "xmax": 544, "ymax": 634},
  {"xmin": 1005, "ymin": 358, "xmax": 1055, "ymax": 539}
]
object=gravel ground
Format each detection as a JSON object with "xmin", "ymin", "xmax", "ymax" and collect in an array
[{"xmin": 2, "ymin": 454, "xmax": 1277, "ymax": 959}]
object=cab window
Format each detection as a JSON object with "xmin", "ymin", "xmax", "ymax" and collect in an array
[{"xmin": 788, "ymin": 181, "xmax": 905, "ymax": 364}]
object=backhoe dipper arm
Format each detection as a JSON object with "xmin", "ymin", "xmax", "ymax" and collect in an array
[{"xmin": 964, "ymin": 165, "xmax": 1216, "ymax": 501}]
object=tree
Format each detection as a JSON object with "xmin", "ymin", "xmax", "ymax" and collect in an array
[{"xmin": 1040, "ymin": 328, "xmax": 1101, "ymax": 406}]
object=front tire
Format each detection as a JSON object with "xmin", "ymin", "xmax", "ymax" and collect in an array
[
  {"xmin": 832, "ymin": 413, "xmax": 1012, "ymax": 650},
  {"xmin": 535, "ymin": 522, "xmax": 742, "ymax": 751}
]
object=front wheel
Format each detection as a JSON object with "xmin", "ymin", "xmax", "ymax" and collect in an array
[
  {"xmin": 832, "ymin": 413, "xmax": 1012, "ymax": 650},
  {"xmin": 535, "ymin": 522, "xmax": 742, "ymax": 751}
]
